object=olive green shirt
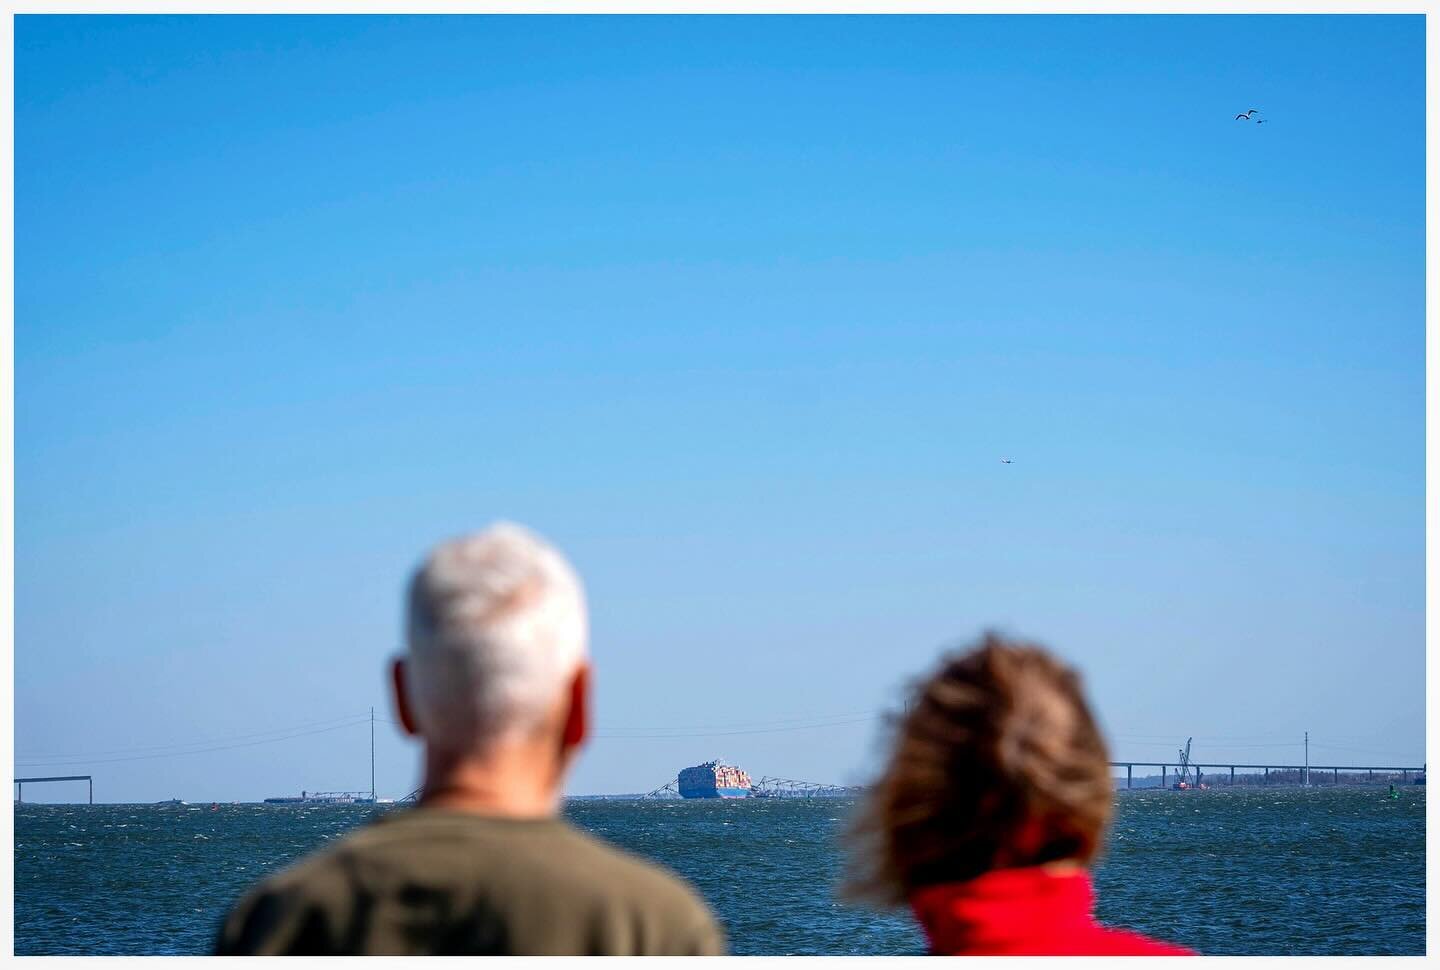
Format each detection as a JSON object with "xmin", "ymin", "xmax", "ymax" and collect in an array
[{"xmin": 214, "ymin": 808, "xmax": 724, "ymax": 956}]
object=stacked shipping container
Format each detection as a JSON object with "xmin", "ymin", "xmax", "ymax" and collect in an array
[{"xmin": 677, "ymin": 761, "xmax": 754, "ymax": 798}]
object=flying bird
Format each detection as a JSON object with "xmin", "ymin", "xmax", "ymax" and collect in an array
[
  {"xmin": 1000, "ymin": 458, "xmax": 1015, "ymax": 464},
  {"xmin": 1256, "ymin": 119, "xmax": 1268, "ymax": 125},
  {"xmin": 1235, "ymin": 109, "xmax": 1260, "ymax": 120}
]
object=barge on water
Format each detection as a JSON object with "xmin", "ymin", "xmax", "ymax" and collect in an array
[{"xmin": 263, "ymin": 790, "xmax": 376, "ymax": 805}]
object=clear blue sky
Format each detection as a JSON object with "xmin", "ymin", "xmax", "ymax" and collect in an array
[{"xmin": 15, "ymin": 15, "xmax": 1424, "ymax": 802}]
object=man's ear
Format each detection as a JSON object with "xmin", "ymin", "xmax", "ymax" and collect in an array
[
  {"xmin": 391, "ymin": 657, "xmax": 420, "ymax": 737},
  {"xmin": 562, "ymin": 663, "xmax": 590, "ymax": 751}
]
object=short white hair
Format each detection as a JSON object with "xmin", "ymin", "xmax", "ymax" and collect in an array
[{"xmin": 404, "ymin": 522, "xmax": 588, "ymax": 750}]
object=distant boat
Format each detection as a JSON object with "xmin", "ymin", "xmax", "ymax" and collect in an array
[{"xmin": 155, "ymin": 799, "xmax": 186, "ymax": 807}]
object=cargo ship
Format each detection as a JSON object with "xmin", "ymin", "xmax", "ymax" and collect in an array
[{"xmin": 678, "ymin": 761, "xmax": 753, "ymax": 799}]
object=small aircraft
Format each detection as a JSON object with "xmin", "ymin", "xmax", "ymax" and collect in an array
[{"xmin": 1000, "ymin": 458, "xmax": 1015, "ymax": 464}]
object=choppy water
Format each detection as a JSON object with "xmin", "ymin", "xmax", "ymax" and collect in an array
[{"xmin": 14, "ymin": 787, "xmax": 1424, "ymax": 955}]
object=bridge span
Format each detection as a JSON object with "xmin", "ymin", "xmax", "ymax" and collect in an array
[{"xmin": 1111, "ymin": 761, "xmax": 1425, "ymax": 789}]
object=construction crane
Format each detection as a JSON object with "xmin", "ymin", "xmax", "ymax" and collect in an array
[{"xmin": 1173, "ymin": 738, "xmax": 1194, "ymax": 790}]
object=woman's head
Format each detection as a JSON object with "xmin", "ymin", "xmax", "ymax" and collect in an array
[{"xmin": 847, "ymin": 632, "xmax": 1113, "ymax": 904}]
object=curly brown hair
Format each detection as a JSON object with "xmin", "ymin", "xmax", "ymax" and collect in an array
[{"xmin": 845, "ymin": 632, "xmax": 1114, "ymax": 905}]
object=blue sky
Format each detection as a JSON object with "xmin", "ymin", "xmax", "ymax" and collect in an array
[{"xmin": 14, "ymin": 15, "xmax": 1424, "ymax": 801}]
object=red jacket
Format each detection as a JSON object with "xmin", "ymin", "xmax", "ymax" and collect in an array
[{"xmin": 910, "ymin": 866, "xmax": 1193, "ymax": 956}]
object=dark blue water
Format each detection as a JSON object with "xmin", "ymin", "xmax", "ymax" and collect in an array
[{"xmin": 14, "ymin": 787, "xmax": 1424, "ymax": 955}]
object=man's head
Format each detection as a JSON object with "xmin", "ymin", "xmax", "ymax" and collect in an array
[
  {"xmin": 393, "ymin": 523, "xmax": 589, "ymax": 765},
  {"xmin": 847, "ymin": 632, "xmax": 1113, "ymax": 902}
]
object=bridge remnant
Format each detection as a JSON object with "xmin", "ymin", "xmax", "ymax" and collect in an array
[{"xmin": 15, "ymin": 775, "xmax": 92, "ymax": 804}]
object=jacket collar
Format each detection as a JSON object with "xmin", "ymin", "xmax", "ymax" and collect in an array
[{"xmin": 910, "ymin": 865, "xmax": 1096, "ymax": 953}]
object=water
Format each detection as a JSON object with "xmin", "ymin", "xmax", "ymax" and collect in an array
[{"xmin": 14, "ymin": 787, "xmax": 1424, "ymax": 955}]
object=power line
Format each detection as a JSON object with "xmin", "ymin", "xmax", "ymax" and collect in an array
[
  {"xmin": 599, "ymin": 710, "xmax": 882, "ymax": 732},
  {"xmin": 18, "ymin": 709, "xmax": 1422, "ymax": 768},
  {"xmin": 376, "ymin": 713, "xmax": 883, "ymax": 740},
  {"xmin": 1112, "ymin": 733, "xmax": 1307, "ymax": 744},
  {"xmin": 377, "ymin": 711, "xmax": 883, "ymax": 735},
  {"xmin": 16, "ymin": 719, "xmax": 372, "ymax": 768},
  {"xmin": 17, "ymin": 712, "xmax": 372, "ymax": 761},
  {"xmin": 1309, "ymin": 741, "xmax": 1424, "ymax": 759},
  {"xmin": 1112, "ymin": 739, "xmax": 1305, "ymax": 750},
  {"xmin": 594, "ymin": 716, "xmax": 882, "ymax": 740}
]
